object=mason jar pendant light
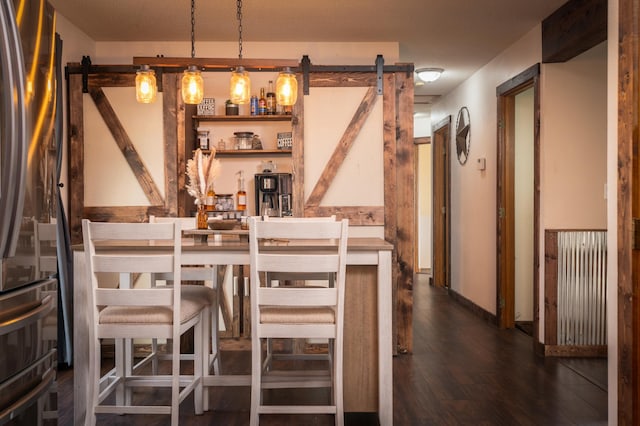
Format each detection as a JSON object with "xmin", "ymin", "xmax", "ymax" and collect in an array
[
  {"xmin": 135, "ymin": 64, "xmax": 157, "ymax": 103},
  {"xmin": 229, "ymin": 0, "xmax": 250, "ymax": 104},
  {"xmin": 276, "ymin": 67, "xmax": 297, "ymax": 106},
  {"xmin": 182, "ymin": 0, "xmax": 204, "ymax": 104}
]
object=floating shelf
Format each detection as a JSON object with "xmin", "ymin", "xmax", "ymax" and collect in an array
[
  {"xmin": 193, "ymin": 115, "xmax": 292, "ymax": 122},
  {"xmin": 199, "ymin": 149, "xmax": 292, "ymax": 157}
]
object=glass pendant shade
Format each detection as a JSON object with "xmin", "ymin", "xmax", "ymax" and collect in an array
[
  {"xmin": 276, "ymin": 67, "xmax": 297, "ymax": 106},
  {"xmin": 135, "ymin": 65, "xmax": 157, "ymax": 104},
  {"xmin": 182, "ymin": 65, "xmax": 204, "ymax": 104},
  {"xmin": 229, "ymin": 66, "xmax": 250, "ymax": 104}
]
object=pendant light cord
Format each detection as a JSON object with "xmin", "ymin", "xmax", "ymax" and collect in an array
[
  {"xmin": 190, "ymin": 0, "xmax": 196, "ymax": 58},
  {"xmin": 236, "ymin": 0, "xmax": 243, "ymax": 60}
]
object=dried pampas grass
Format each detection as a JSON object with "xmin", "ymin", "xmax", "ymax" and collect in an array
[{"xmin": 186, "ymin": 148, "xmax": 221, "ymax": 204}]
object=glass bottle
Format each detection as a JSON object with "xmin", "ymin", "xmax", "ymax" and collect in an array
[
  {"xmin": 266, "ymin": 80, "xmax": 276, "ymax": 115},
  {"xmin": 236, "ymin": 171, "xmax": 247, "ymax": 211},
  {"xmin": 206, "ymin": 184, "xmax": 215, "ymax": 212},
  {"xmin": 196, "ymin": 204, "xmax": 208, "ymax": 229},
  {"xmin": 258, "ymin": 87, "xmax": 267, "ymax": 115}
]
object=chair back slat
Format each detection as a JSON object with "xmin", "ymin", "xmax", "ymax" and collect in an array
[
  {"xmin": 88, "ymin": 221, "xmax": 176, "ymax": 241},
  {"xmin": 253, "ymin": 220, "xmax": 344, "ymax": 241},
  {"xmin": 257, "ymin": 253, "xmax": 339, "ymax": 274},
  {"xmin": 95, "ymin": 288, "xmax": 174, "ymax": 307},
  {"xmin": 92, "ymin": 255, "xmax": 174, "ymax": 274},
  {"xmin": 258, "ymin": 287, "xmax": 337, "ymax": 306}
]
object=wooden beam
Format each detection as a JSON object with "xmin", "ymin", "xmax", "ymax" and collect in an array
[
  {"xmin": 133, "ymin": 57, "xmax": 299, "ymax": 70},
  {"xmin": 163, "ymin": 73, "xmax": 178, "ymax": 216},
  {"xmin": 542, "ymin": 0, "xmax": 607, "ymax": 63},
  {"xmin": 88, "ymin": 87, "xmax": 164, "ymax": 206},
  {"xmin": 394, "ymin": 68, "xmax": 415, "ymax": 354},
  {"xmin": 68, "ymin": 74, "xmax": 85, "ymax": 244},
  {"xmin": 544, "ymin": 230, "xmax": 558, "ymax": 345},
  {"xmin": 305, "ymin": 87, "xmax": 378, "ymax": 207},
  {"xmin": 618, "ymin": 0, "xmax": 640, "ymax": 422}
]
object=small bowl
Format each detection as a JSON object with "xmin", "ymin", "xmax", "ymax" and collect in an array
[{"xmin": 208, "ymin": 219, "xmax": 237, "ymax": 230}]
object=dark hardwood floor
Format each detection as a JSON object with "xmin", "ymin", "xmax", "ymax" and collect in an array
[{"xmin": 57, "ymin": 274, "xmax": 608, "ymax": 425}]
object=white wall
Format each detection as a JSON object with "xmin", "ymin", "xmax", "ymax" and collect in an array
[
  {"xmin": 431, "ymin": 26, "xmax": 608, "ymax": 322},
  {"xmin": 540, "ymin": 43, "xmax": 608, "ymax": 230},
  {"xmin": 430, "ymin": 25, "xmax": 545, "ymax": 313}
]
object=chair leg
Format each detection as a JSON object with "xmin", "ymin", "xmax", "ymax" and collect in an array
[
  {"xmin": 203, "ymin": 306, "xmax": 211, "ymax": 412},
  {"xmin": 333, "ymin": 338, "xmax": 344, "ymax": 426},
  {"xmin": 194, "ymin": 312, "xmax": 204, "ymax": 415},
  {"xmin": 151, "ymin": 338, "xmax": 159, "ymax": 375},
  {"xmin": 171, "ymin": 334, "xmax": 180, "ymax": 426},
  {"xmin": 114, "ymin": 338, "xmax": 126, "ymax": 409},
  {"xmin": 88, "ymin": 337, "xmax": 100, "ymax": 426},
  {"xmin": 250, "ymin": 336, "xmax": 261, "ymax": 426},
  {"xmin": 211, "ymin": 300, "xmax": 221, "ymax": 375}
]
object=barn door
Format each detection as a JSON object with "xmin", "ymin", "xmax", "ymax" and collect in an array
[
  {"xmin": 292, "ymin": 70, "xmax": 415, "ymax": 353},
  {"xmin": 67, "ymin": 67, "xmax": 179, "ymax": 243}
]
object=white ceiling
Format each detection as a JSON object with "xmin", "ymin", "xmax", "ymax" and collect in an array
[{"xmin": 50, "ymin": 0, "xmax": 568, "ymax": 103}]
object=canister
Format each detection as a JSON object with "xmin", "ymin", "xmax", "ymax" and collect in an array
[{"xmin": 197, "ymin": 128, "xmax": 210, "ymax": 150}]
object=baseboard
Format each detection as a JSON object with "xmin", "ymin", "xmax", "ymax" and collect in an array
[
  {"xmin": 544, "ymin": 344, "xmax": 607, "ymax": 357},
  {"xmin": 447, "ymin": 288, "xmax": 498, "ymax": 326}
]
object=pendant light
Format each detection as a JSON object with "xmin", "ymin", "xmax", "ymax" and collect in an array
[
  {"xmin": 276, "ymin": 67, "xmax": 297, "ymax": 106},
  {"xmin": 229, "ymin": 0, "xmax": 250, "ymax": 104},
  {"xmin": 182, "ymin": 0, "xmax": 204, "ymax": 104},
  {"xmin": 135, "ymin": 64, "xmax": 157, "ymax": 103}
]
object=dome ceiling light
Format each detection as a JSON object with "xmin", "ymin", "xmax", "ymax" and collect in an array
[{"xmin": 415, "ymin": 67, "xmax": 444, "ymax": 83}]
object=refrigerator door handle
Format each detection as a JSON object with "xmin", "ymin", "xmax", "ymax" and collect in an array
[
  {"xmin": 0, "ymin": 294, "xmax": 55, "ymax": 337},
  {"xmin": 0, "ymin": 351, "xmax": 56, "ymax": 423},
  {"xmin": 0, "ymin": 0, "xmax": 29, "ymax": 259}
]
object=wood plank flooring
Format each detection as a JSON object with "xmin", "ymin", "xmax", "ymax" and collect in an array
[{"xmin": 56, "ymin": 274, "xmax": 607, "ymax": 425}]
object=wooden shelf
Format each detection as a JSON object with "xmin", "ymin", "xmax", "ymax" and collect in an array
[
  {"xmin": 200, "ymin": 149, "xmax": 291, "ymax": 157},
  {"xmin": 193, "ymin": 115, "xmax": 292, "ymax": 122}
]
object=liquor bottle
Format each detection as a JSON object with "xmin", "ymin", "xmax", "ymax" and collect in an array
[
  {"xmin": 236, "ymin": 171, "xmax": 247, "ymax": 211},
  {"xmin": 205, "ymin": 184, "xmax": 215, "ymax": 212},
  {"xmin": 250, "ymin": 95, "xmax": 258, "ymax": 116},
  {"xmin": 258, "ymin": 88, "xmax": 267, "ymax": 115},
  {"xmin": 266, "ymin": 80, "xmax": 276, "ymax": 115}
]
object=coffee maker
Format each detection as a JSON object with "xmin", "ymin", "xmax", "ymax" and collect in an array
[{"xmin": 254, "ymin": 173, "xmax": 293, "ymax": 217}]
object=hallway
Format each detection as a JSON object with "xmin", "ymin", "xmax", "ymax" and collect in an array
[{"xmin": 395, "ymin": 274, "xmax": 608, "ymax": 425}]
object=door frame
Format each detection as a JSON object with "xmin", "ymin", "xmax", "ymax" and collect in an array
[
  {"xmin": 496, "ymin": 64, "xmax": 540, "ymax": 334},
  {"xmin": 432, "ymin": 116, "xmax": 451, "ymax": 288}
]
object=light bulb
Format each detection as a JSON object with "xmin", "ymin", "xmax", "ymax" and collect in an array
[
  {"xmin": 276, "ymin": 67, "xmax": 297, "ymax": 106},
  {"xmin": 230, "ymin": 66, "xmax": 250, "ymax": 104},
  {"xmin": 182, "ymin": 65, "xmax": 204, "ymax": 104}
]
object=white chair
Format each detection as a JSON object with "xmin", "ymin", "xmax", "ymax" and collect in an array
[
  {"xmin": 82, "ymin": 219, "xmax": 208, "ymax": 426},
  {"xmin": 260, "ymin": 216, "xmax": 337, "ymax": 363},
  {"xmin": 148, "ymin": 215, "xmax": 221, "ymax": 381},
  {"xmin": 248, "ymin": 216, "xmax": 348, "ymax": 426}
]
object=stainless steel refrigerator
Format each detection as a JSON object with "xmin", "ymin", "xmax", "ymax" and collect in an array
[{"xmin": 0, "ymin": 0, "xmax": 63, "ymax": 423}]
